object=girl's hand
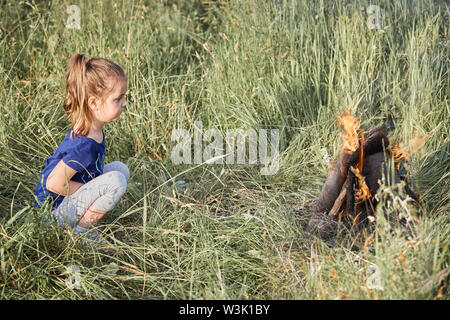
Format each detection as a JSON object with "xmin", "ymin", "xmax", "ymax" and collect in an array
[{"xmin": 46, "ymin": 159, "xmax": 84, "ymax": 196}]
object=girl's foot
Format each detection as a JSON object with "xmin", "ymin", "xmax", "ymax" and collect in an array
[{"xmin": 72, "ymin": 225, "xmax": 117, "ymax": 253}]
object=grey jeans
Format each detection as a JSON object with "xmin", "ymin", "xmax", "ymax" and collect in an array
[{"xmin": 48, "ymin": 161, "xmax": 130, "ymax": 228}]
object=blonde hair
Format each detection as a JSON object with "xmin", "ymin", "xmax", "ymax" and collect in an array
[{"xmin": 63, "ymin": 53, "xmax": 126, "ymax": 140}]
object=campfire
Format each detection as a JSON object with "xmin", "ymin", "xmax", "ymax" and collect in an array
[{"xmin": 313, "ymin": 112, "xmax": 421, "ymax": 232}]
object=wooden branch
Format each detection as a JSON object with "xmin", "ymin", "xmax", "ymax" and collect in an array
[{"xmin": 328, "ymin": 182, "xmax": 347, "ymax": 218}]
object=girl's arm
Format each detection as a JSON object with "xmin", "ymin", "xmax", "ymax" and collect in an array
[{"xmin": 46, "ymin": 159, "xmax": 84, "ymax": 196}]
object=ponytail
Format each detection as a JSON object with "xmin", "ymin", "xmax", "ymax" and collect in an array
[{"xmin": 63, "ymin": 53, "xmax": 92, "ymax": 140}]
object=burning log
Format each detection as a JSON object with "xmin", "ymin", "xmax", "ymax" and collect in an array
[
  {"xmin": 313, "ymin": 112, "xmax": 420, "ymax": 233},
  {"xmin": 316, "ymin": 125, "xmax": 389, "ymax": 213}
]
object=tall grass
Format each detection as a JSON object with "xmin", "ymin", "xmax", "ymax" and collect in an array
[{"xmin": 0, "ymin": 0, "xmax": 448, "ymax": 299}]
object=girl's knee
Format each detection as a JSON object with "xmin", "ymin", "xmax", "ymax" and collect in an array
[
  {"xmin": 104, "ymin": 161, "xmax": 130, "ymax": 182},
  {"xmin": 91, "ymin": 171, "xmax": 127, "ymax": 212},
  {"xmin": 106, "ymin": 170, "xmax": 127, "ymax": 197}
]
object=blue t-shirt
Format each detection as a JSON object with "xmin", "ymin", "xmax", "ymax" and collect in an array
[{"xmin": 34, "ymin": 128, "xmax": 106, "ymax": 209}]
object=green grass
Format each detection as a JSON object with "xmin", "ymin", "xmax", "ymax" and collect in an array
[{"xmin": 0, "ymin": 0, "xmax": 448, "ymax": 299}]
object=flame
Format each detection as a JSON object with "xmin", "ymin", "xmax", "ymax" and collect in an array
[
  {"xmin": 338, "ymin": 112, "xmax": 360, "ymax": 153},
  {"xmin": 339, "ymin": 113, "xmax": 370, "ymax": 204},
  {"xmin": 335, "ymin": 113, "xmax": 391, "ymax": 221},
  {"xmin": 355, "ymin": 178, "xmax": 372, "ymax": 223},
  {"xmin": 355, "ymin": 130, "xmax": 370, "ymax": 202},
  {"xmin": 388, "ymin": 144, "xmax": 408, "ymax": 170},
  {"xmin": 350, "ymin": 166, "xmax": 372, "ymax": 202},
  {"xmin": 357, "ymin": 129, "xmax": 365, "ymax": 173},
  {"xmin": 355, "ymin": 182, "xmax": 371, "ymax": 202},
  {"xmin": 388, "ymin": 135, "xmax": 429, "ymax": 169}
]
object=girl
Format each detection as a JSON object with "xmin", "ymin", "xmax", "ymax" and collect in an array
[{"xmin": 34, "ymin": 53, "xmax": 129, "ymax": 247}]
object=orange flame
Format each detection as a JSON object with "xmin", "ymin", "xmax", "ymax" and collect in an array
[
  {"xmin": 388, "ymin": 144, "xmax": 408, "ymax": 170},
  {"xmin": 357, "ymin": 129, "xmax": 365, "ymax": 173},
  {"xmin": 336, "ymin": 113, "xmax": 382, "ymax": 220},
  {"xmin": 356, "ymin": 183, "xmax": 371, "ymax": 202},
  {"xmin": 350, "ymin": 166, "xmax": 372, "ymax": 202},
  {"xmin": 339, "ymin": 113, "xmax": 370, "ymax": 203},
  {"xmin": 338, "ymin": 112, "xmax": 360, "ymax": 153}
]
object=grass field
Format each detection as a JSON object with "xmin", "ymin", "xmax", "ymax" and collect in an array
[{"xmin": 0, "ymin": 0, "xmax": 448, "ymax": 299}]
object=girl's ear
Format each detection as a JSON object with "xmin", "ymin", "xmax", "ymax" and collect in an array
[{"xmin": 88, "ymin": 96, "xmax": 98, "ymax": 111}]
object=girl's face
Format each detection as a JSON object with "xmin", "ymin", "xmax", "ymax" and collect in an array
[{"xmin": 92, "ymin": 76, "xmax": 127, "ymax": 124}]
